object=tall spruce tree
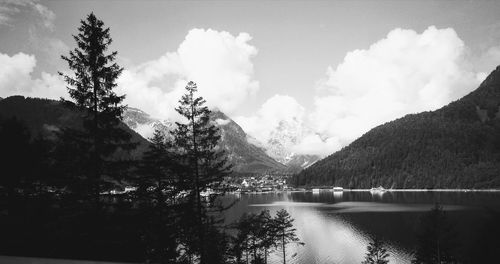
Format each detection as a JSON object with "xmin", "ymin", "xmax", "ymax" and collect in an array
[
  {"xmin": 171, "ymin": 81, "xmax": 232, "ymax": 263},
  {"xmin": 59, "ymin": 13, "xmax": 134, "ymax": 208},
  {"xmin": 274, "ymin": 209, "xmax": 304, "ymax": 264}
]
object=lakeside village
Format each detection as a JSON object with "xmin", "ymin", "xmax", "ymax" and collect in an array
[
  {"xmin": 227, "ymin": 174, "xmax": 292, "ymax": 193},
  {"xmin": 106, "ymin": 174, "xmax": 391, "ymax": 195}
]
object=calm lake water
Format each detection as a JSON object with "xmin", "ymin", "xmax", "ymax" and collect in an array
[{"xmin": 223, "ymin": 190, "xmax": 500, "ymax": 264}]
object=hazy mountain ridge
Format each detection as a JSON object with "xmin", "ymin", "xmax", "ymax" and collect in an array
[
  {"xmin": 293, "ymin": 66, "xmax": 500, "ymax": 189},
  {"xmin": 123, "ymin": 108, "xmax": 287, "ymax": 174}
]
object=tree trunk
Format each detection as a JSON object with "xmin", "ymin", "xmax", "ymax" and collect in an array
[
  {"xmin": 282, "ymin": 235, "xmax": 286, "ymax": 264},
  {"xmin": 92, "ymin": 70, "xmax": 101, "ymax": 214},
  {"xmin": 190, "ymin": 100, "xmax": 205, "ymax": 264}
]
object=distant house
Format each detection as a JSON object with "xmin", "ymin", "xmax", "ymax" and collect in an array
[{"xmin": 241, "ymin": 179, "xmax": 249, "ymax": 188}]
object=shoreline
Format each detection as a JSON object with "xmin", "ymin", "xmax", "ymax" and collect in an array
[
  {"xmin": 342, "ymin": 188, "xmax": 500, "ymax": 192},
  {"xmin": 230, "ymin": 188, "xmax": 500, "ymax": 194}
]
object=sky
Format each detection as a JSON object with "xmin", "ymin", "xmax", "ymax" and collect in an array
[{"xmin": 1, "ymin": 0, "xmax": 500, "ymax": 156}]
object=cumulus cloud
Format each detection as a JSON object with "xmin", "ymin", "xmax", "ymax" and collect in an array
[
  {"xmin": 309, "ymin": 26, "xmax": 484, "ymax": 154},
  {"xmin": 0, "ymin": 52, "xmax": 66, "ymax": 99},
  {"xmin": 117, "ymin": 28, "xmax": 259, "ymax": 121},
  {"xmin": 238, "ymin": 26, "xmax": 487, "ymax": 157},
  {"xmin": 1, "ymin": 28, "xmax": 258, "ymax": 122},
  {"xmin": 235, "ymin": 94, "xmax": 306, "ymax": 145},
  {"xmin": 0, "ymin": 0, "xmax": 55, "ymax": 30}
]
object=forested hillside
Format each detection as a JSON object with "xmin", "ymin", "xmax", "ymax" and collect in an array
[
  {"xmin": 0, "ymin": 96, "xmax": 150, "ymax": 158},
  {"xmin": 292, "ymin": 66, "xmax": 500, "ymax": 189}
]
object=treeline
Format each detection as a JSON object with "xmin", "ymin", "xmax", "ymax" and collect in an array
[{"xmin": 293, "ymin": 69, "xmax": 500, "ymax": 189}]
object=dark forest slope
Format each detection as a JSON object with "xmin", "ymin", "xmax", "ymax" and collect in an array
[
  {"xmin": 0, "ymin": 96, "xmax": 149, "ymax": 158},
  {"xmin": 293, "ymin": 66, "xmax": 500, "ymax": 189}
]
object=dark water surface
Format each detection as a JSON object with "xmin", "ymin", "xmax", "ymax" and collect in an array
[{"xmin": 223, "ymin": 190, "xmax": 500, "ymax": 264}]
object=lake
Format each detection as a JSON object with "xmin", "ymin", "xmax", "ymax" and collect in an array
[{"xmin": 223, "ymin": 190, "xmax": 500, "ymax": 264}]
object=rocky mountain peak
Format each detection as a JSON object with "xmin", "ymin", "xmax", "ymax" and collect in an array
[{"xmin": 123, "ymin": 107, "xmax": 286, "ymax": 174}]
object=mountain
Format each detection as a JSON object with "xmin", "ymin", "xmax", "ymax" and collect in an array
[
  {"xmin": 293, "ymin": 66, "xmax": 500, "ymax": 189},
  {"xmin": 264, "ymin": 119, "xmax": 321, "ymax": 170},
  {"xmin": 123, "ymin": 108, "xmax": 287, "ymax": 174},
  {"xmin": 285, "ymin": 154, "xmax": 322, "ymax": 172},
  {"xmin": 0, "ymin": 96, "xmax": 286, "ymax": 175},
  {"xmin": 0, "ymin": 96, "xmax": 149, "ymax": 158}
]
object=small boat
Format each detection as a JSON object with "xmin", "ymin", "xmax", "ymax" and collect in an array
[
  {"xmin": 333, "ymin": 187, "xmax": 343, "ymax": 192},
  {"xmin": 312, "ymin": 188, "xmax": 320, "ymax": 193},
  {"xmin": 370, "ymin": 186, "xmax": 386, "ymax": 193}
]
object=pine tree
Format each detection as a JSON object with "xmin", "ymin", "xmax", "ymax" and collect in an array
[
  {"xmin": 362, "ymin": 237, "xmax": 390, "ymax": 264},
  {"xmin": 257, "ymin": 210, "xmax": 276, "ymax": 264},
  {"xmin": 137, "ymin": 128, "xmax": 179, "ymax": 263},
  {"xmin": 59, "ymin": 13, "xmax": 135, "ymax": 208},
  {"xmin": 171, "ymin": 81, "xmax": 232, "ymax": 263},
  {"xmin": 274, "ymin": 209, "xmax": 304, "ymax": 264},
  {"xmin": 137, "ymin": 129, "xmax": 175, "ymax": 202}
]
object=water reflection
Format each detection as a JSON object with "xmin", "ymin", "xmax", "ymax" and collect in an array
[{"xmin": 224, "ymin": 191, "xmax": 500, "ymax": 264}]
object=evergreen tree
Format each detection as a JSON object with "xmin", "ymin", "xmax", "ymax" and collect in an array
[
  {"xmin": 171, "ymin": 81, "xmax": 232, "ymax": 263},
  {"xmin": 231, "ymin": 213, "xmax": 252, "ymax": 264},
  {"xmin": 137, "ymin": 128, "xmax": 177, "ymax": 202},
  {"xmin": 257, "ymin": 210, "xmax": 276, "ymax": 264},
  {"xmin": 412, "ymin": 204, "xmax": 458, "ymax": 264},
  {"xmin": 59, "ymin": 13, "xmax": 134, "ymax": 207},
  {"xmin": 138, "ymin": 128, "xmax": 179, "ymax": 263},
  {"xmin": 362, "ymin": 237, "xmax": 390, "ymax": 264},
  {"xmin": 274, "ymin": 209, "xmax": 304, "ymax": 264}
]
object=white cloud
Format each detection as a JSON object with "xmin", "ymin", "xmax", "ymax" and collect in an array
[
  {"xmin": 238, "ymin": 26, "xmax": 487, "ymax": 157},
  {"xmin": 291, "ymin": 134, "xmax": 342, "ymax": 157},
  {"xmin": 235, "ymin": 94, "xmax": 306, "ymax": 145},
  {"xmin": 0, "ymin": 52, "xmax": 66, "ymax": 99},
  {"xmin": 0, "ymin": 52, "xmax": 35, "ymax": 96},
  {"xmin": 117, "ymin": 28, "xmax": 259, "ymax": 121},
  {"xmin": 31, "ymin": 1, "xmax": 55, "ymax": 30},
  {"xmin": 0, "ymin": 0, "xmax": 55, "ymax": 30}
]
